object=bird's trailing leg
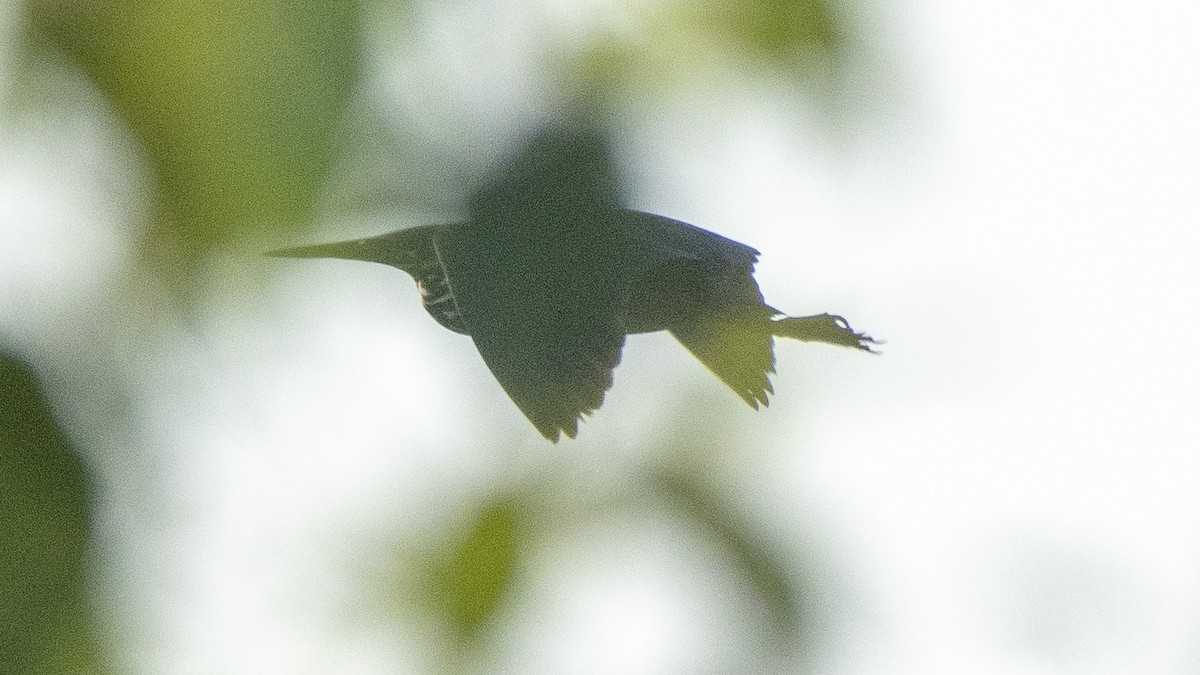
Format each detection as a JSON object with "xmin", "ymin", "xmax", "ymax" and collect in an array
[{"xmin": 771, "ymin": 313, "xmax": 879, "ymax": 352}]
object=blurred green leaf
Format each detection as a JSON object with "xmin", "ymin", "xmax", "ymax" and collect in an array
[
  {"xmin": 702, "ymin": 0, "xmax": 840, "ymax": 63},
  {"xmin": 0, "ymin": 352, "xmax": 105, "ymax": 674},
  {"xmin": 425, "ymin": 497, "xmax": 523, "ymax": 641},
  {"xmin": 574, "ymin": 0, "xmax": 844, "ymax": 100},
  {"xmin": 26, "ymin": 0, "xmax": 363, "ymax": 288}
]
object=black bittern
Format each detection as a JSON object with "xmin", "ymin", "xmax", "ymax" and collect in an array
[{"xmin": 270, "ymin": 126, "xmax": 875, "ymax": 440}]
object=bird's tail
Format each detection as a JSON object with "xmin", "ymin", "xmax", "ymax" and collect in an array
[{"xmin": 770, "ymin": 313, "xmax": 879, "ymax": 352}]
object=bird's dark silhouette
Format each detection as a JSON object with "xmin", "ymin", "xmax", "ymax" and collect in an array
[{"xmin": 269, "ymin": 126, "xmax": 875, "ymax": 441}]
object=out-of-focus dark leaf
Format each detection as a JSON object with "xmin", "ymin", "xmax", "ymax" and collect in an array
[
  {"xmin": 25, "ymin": 0, "xmax": 364, "ymax": 289},
  {"xmin": 424, "ymin": 497, "xmax": 523, "ymax": 641},
  {"xmin": 0, "ymin": 352, "xmax": 105, "ymax": 674}
]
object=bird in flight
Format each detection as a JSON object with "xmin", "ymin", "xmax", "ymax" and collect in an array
[{"xmin": 269, "ymin": 125, "xmax": 876, "ymax": 441}]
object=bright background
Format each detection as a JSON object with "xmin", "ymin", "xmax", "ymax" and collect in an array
[{"xmin": 2, "ymin": 0, "xmax": 1199, "ymax": 672}]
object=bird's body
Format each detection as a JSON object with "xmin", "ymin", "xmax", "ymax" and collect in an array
[{"xmin": 270, "ymin": 127, "xmax": 875, "ymax": 440}]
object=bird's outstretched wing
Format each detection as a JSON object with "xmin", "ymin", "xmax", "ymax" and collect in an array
[
  {"xmin": 439, "ymin": 125, "xmax": 636, "ymax": 440},
  {"xmin": 457, "ymin": 277, "xmax": 628, "ymax": 440},
  {"xmin": 621, "ymin": 212, "xmax": 779, "ymax": 409},
  {"xmin": 669, "ymin": 312, "xmax": 776, "ymax": 409},
  {"xmin": 668, "ymin": 295, "xmax": 778, "ymax": 409}
]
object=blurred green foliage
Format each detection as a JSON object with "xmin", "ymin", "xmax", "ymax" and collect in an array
[
  {"xmin": 404, "ymin": 470, "xmax": 809, "ymax": 668},
  {"xmin": 26, "ymin": 0, "xmax": 363, "ymax": 288},
  {"xmin": 689, "ymin": 0, "xmax": 840, "ymax": 63},
  {"xmin": 423, "ymin": 497, "xmax": 523, "ymax": 641},
  {"xmin": 577, "ymin": 0, "xmax": 842, "ymax": 99},
  {"xmin": 0, "ymin": 353, "xmax": 105, "ymax": 674}
]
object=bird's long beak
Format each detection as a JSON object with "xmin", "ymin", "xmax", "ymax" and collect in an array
[
  {"xmin": 266, "ymin": 238, "xmax": 371, "ymax": 260},
  {"xmin": 265, "ymin": 234, "xmax": 405, "ymax": 266}
]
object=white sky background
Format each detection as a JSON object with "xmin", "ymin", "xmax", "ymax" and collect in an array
[{"xmin": 2, "ymin": 0, "xmax": 1200, "ymax": 673}]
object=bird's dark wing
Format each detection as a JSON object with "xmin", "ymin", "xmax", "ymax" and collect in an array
[
  {"xmin": 436, "ymin": 220, "xmax": 631, "ymax": 441},
  {"xmin": 471, "ymin": 308, "xmax": 626, "ymax": 442},
  {"xmin": 469, "ymin": 125, "xmax": 621, "ymax": 218},
  {"xmin": 466, "ymin": 288, "xmax": 627, "ymax": 441},
  {"xmin": 621, "ymin": 212, "xmax": 778, "ymax": 408},
  {"xmin": 437, "ymin": 125, "xmax": 636, "ymax": 440}
]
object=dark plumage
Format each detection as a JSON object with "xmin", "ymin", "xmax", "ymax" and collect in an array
[{"xmin": 269, "ymin": 127, "xmax": 875, "ymax": 440}]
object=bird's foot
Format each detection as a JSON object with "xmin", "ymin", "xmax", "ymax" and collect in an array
[{"xmin": 771, "ymin": 313, "xmax": 880, "ymax": 352}]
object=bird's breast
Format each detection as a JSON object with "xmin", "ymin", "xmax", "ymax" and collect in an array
[{"xmin": 415, "ymin": 270, "xmax": 470, "ymax": 335}]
